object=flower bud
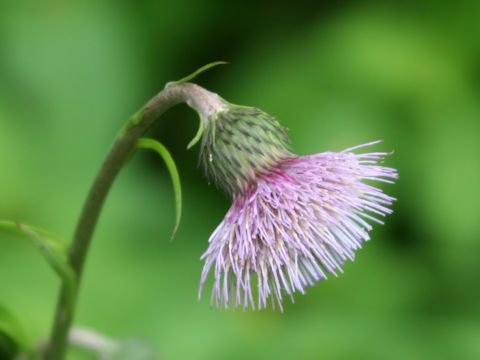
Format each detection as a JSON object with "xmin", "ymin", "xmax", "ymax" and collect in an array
[{"xmin": 199, "ymin": 104, "xmax": 292, "ymax": 195}]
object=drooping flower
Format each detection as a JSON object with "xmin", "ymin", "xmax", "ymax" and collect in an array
[{"xmin": 187, "ymin": 85, "xmax": 398, "ymax": 310}]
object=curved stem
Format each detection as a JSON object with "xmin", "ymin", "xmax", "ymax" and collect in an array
[{"xmin": 44, "ymin": 82, "xmax": 220, "ymax": 360}]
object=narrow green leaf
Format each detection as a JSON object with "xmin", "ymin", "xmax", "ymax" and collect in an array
[
  {"xmin": 18, "ymin": 224, "xmax": 76, "ymax": 303},
  {"xmin": 0, "ymin": 219, "xmax": 68, "ymax": 254},
  {"xmin": 186, "ymin": 115, "xmax": 205, "ymax": 149},
  {"xmin": 136, "ymin": 138, "xmax": 182, "ymax": 240},
  {"xmin": 0, "ymin": 304, "xmax": 31, "ymax": 357},
  {"xmin": 165, "ymin": 61, "xmax": 228, "ymax": 88},
  {"xmin": 0, "ymin": 220, "xmax": 76, "ymax": 305}
]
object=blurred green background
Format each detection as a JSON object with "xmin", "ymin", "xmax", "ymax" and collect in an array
[{"xmin": 1, "ymin": 1, "xmax": 479, "ymax": 359}]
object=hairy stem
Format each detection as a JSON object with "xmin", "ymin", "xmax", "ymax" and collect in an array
[{"xmin": 44, "ymin": 82, "xmax": 219, "ymax": 360}]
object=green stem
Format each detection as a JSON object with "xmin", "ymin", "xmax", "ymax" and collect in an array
[{"xmin": 44, "ymin": 82, "xmax": 219, "ymax": 360}]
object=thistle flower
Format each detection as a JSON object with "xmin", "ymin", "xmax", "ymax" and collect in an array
[{"xmin": 189, "ymin": 85, "xmax": 398, "ymax": 310}]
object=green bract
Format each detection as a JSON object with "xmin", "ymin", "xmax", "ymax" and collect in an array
[{"xmin": 199, "ymin": 105, "xmax": 292, "ymax": 195}]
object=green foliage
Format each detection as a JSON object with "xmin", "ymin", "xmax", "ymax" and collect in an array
[
  {"xmin": 0, "ymin": 305, "xmax": 32, "ymax": 359},
  {"xmin": 136, "ymin": 139, "xmax": 182, "ymax": 240},
  {"xmin": 166, "ymin": 61, "xmax": 228, "ymax": 88},
  {"xmin": 0, "ymin": 220, "xmax": 76, "ymax": 308},
  {"xmin": 0, "ymin": 220, "xmax": 68, "ymax": 255}
]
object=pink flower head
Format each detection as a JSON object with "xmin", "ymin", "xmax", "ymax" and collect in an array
[{"xmin": 190, "ymin": 94, "xmax": 398, "ymax": 310}]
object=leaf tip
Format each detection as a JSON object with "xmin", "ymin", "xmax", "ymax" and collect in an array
[{"xmin": 166, "ymin": 61, "xmax": 229, "ymax": 88}]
